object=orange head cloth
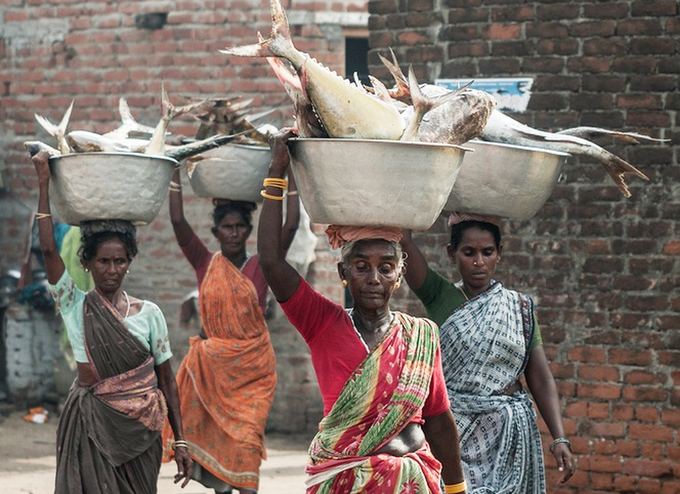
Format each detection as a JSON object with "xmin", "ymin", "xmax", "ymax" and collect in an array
[
  {"xmin": 325, "ymin": 225, "xmax": 403, "ymax": 250},
  {"xmin": 448, "ymin": 212, "xmax": 501, "ymax": 227}
]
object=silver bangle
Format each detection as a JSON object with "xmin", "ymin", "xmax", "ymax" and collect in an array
[{"xmin": 550, "ymin": 437, "xmax": 571, "ymax": 453}]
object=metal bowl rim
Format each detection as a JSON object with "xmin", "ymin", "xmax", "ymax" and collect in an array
[
  {"xmin": 49, "ymin": 151, "xmax": 179, "ymax": 165},
  {"xmin": 466, "ymin": 139, "xmax": 571, "ymax": 157},
  {"xmin": 289, "ymin": 137, "xmax": 468, "ymax": 151}
]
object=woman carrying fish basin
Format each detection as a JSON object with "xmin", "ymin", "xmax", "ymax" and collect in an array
[
  {"xmin": 258, "ymin": 131, "xmax": 468, "ymax": 494},
  {"xmin": 30, "ymin": 150, "xmax": 192, "ymax": 493},
  {"xmin": 400, "ymin": 214, "xmax": 576, "ymax": 494},
  {"xmin": 162, "ymin": 167, "xmax": 300, "ymax": 494}
]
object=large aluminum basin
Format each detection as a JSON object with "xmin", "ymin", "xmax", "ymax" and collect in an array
[
  {"xmin": 187, "ymin": 144, "xmax": 271, "ymax": 202},
  {"xmin": 48, "ymin": 152, "xmax": 177, "ymax": 225},
  {"xmin": 288, "ymin": 138, "xmax": 467, "ymax": 230},
  {"xmin": 445, "ymin": 140, "xmax": 570, "ymax": 220}
]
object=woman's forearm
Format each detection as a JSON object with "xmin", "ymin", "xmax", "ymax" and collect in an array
[
  {"xmin": 526, "ymin": 346, "xmax": 566, "ymax": 439},
  {"xmin": 36, "ymin": 178, "xmax": 65, "ymax": 284},
  {"xmin": 168, "ymin": 169, "xmax": 194, "ymax": 246},
  {"xmin": 280, "ymin": 171, "xmax": 300, "ymax": 254},
  {"xmin": 423, "ymin": 410, "xmax": 465, "ymax": 485},
  {"xmin": 156, "ymin": 361, "xmax": 185, "ymax": 440},
  {"xmin": 400, "ymin": 231, "xmax": 429, "ymax": 290}
]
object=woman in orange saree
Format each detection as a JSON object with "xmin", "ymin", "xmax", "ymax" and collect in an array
[{"xmin": 163, "ymin": 170, "xmax": 299, "ymax": 493}]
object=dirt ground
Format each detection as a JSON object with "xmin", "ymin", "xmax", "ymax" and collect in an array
[{"xmin": 0, "ymin": 411, "xmax": 311, "ymax": 494}]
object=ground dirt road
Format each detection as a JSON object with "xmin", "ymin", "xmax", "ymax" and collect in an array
[{"xmin": 0, "ymin": 412, "xmax": 310, "ymax": 493}]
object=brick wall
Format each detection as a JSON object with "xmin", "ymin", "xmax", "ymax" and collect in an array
[
  {"xmin": 369, "ymin": 1, "xmax": 679, "ymax": 492},
  {"xmin": 0, "ymin": 0, "xmax": 367, "ymax": 432}
]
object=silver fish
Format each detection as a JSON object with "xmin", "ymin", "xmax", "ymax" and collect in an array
[
  {"xmin": 165, "ymin": 132, "xmax": 251, "ymax": 162},
  {"xmin": 481, "ymin": 111, "xmax": 649, "ymax": 198},
  {"xmin": 557, "ymin": 127, "xmax": 670, "ymax": 145},
  {"xmin": 34, "ymin": 100, "xmax": 74, "ymax": 154},
  {"xmin": 66, "ymin": 131, "xmax": 149, "ymax": 153},
  {"xmin": 221, "ymin": 0, "xmax": 404, "ymax": 139}
]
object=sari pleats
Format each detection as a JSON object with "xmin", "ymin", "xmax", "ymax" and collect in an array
[{"xmin": 55, "ymin": 291, "xmax": 166, "ymax": 494}]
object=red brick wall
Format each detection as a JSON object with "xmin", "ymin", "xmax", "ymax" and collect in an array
[
  {"xmin": 0, "ymin": 0, "xmax": 367, "ymax": 432},
  {"xmin": 369, "ymin": 1, "xmax": 679, "ymax": 492}
]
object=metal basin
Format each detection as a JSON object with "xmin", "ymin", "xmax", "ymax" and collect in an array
[
  {"xmin": 187, "ymin": 144, "xmax": 271, "ymax": 202},
  {"xmin": 444, "ymin": 141, "xmax": 570, "ymax": 220},
  {"xmin": 288, "ymin": 138, "xmax": 467, "ymax": 230},
  {"xmin": 48, "ymin": 152, "xmax": 177, "ymax": 225}
]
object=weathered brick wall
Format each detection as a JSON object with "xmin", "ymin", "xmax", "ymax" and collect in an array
[
  {"xmin": 0, "ymin": 0, "xmax": 367, "ymax": 432},
  {"xmin": 369, "ymin": 1, "xmax": 679, "ymax": 492}
]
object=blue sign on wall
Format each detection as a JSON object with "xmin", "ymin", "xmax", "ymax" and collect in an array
[{"xmin": 435, "ymin": 78, "xmax": 534, "ymax": 112}]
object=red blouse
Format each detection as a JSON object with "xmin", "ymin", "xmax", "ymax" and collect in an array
[{"xmin": 280, "ymin": 279, "xmax": 450, "ymax": 420}]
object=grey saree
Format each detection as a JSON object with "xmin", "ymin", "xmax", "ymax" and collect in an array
[
  {"xmin": 55, "ymin": 291, "xmax": 167, "ymax": 494},
  {"xmin": 440, "ymin": 281, "xmax": 546, "ymax": 494}
]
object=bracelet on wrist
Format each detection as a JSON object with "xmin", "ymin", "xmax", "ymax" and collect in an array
[
  {"xmin": 444, "ymin": 481, "xmax": 467, "ymax": 493},
  {"xmin": 550, "ymin": 437, "xmax": 571, "ymax": 453}
]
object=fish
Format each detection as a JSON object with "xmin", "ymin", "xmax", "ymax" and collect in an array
[
  {"xmin": 165, "ymin": 131, "xmax": 252, "ymax": 162},
  {"xmin": 104, "ymin": 98, "xmax": 159, "ymax": 140},
  {"xmin": 480, "ymin": 111, "xmax": 649, "ymax": 197},
  {"xmin": 264, "ymin": 56, "xmax": 327, "ymax": 137},
  {"xmin": 221, "ymin": 0, "xmax": 404, "ymax": 139},
  {"xmin": 34, "ymin": 100, "xmax": 74, "ymax": 154},
  {"xmin": 379, "ymin": 59, "xmax": 495, "ymax": 145},
  {"xmin": 24, "ymin": 141, "xmax": 61, "ymax": 158},
  {"xmin": 378, "ymin": 53, "xmax": 652, "ymax": 196},
  {"xmin": 556, "ymin": 127, "xmax": 670, "ymax": 145},
  {"xmin": 146, "ymin": 83, "xmax": 207, "ymax": 155},
  {"xmin": 66, "ymin": 131, "xmax": 150, "ymax": 153}
]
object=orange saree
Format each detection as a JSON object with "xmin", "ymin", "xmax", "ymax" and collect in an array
[{"xmin": 163, "ymin": 253, "xmax": 277, "ymax": 490}]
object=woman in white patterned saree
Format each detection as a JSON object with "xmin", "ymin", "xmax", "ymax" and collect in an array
[{"xmin": 400, "ymin": 214, "xmax": 575, "ymax": 493}]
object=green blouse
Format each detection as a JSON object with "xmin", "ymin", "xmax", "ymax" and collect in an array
[{"xmin": 413, "ymin": 267, "xmax": 543, "ymax": 349}]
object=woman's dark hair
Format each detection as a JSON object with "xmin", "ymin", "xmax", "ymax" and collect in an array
[
  {"xmin": 212, "ymin": 200, "xmax": 257, "ymax": 228},
  {"xmin": 450, "ymin": 220, "xmax": 501, "ymax": 250},
  {"xmin": 79, "ymin": 220, "xmax": 138, "ymax": 262}
]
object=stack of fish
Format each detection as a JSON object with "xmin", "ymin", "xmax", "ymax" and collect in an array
[{"xmin": 221, "ymin": 0, "xmax": 666, "ymax": 224}]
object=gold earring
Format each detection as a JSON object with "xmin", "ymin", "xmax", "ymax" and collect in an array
[
  {"xmin": 395, "ymin": 281, "xmax": 401, "ymax": 289},
  {"xmin": 341, "ymin": 280, "xmax": 348, "ymax": 288},
  {"xmin": 84, "ymin": 268, "xmax": 89, "ymax": 272}
]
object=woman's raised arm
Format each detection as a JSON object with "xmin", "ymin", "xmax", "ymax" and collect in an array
[
  {"xmin": 257, "ymin": 130, "xmax": 301, "ymax": 302},
  {"xmin": 30, "ymin": 150, "xmax": 65, "ymax": 284},
  {"xmin": 400, "ymin": 229, "xmax": 430, "ymax": 290},
  {"xmin": 168, "ymin": 169, "xmax": 196, "ymax": 248}
]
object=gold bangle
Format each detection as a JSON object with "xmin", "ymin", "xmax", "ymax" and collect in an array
[
  {"xmin": 35, "ymin": 212, "xmax": 52, "ymax": 220},
  {"xmin": 260, "ymin": 190, "xmax": 285, "ymax": 201},
  {"xmin": 444, "ymin": 481, "xmax": 467, "ymax": 494},
  {"xmin": 263, "ymin": 177, "xmax": 288, "ymax": 189},
  {"xmin": 287, "ymin": 190, "xmax": 299, "ymax": 196},
  {"xmin": 169, "ymin": 181, "xmax": 181, "ymax": 188},
  {"xmin": 169, "ymin": 186, "xmax": 181, "ymax": 192}
]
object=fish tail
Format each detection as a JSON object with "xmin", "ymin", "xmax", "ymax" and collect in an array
[
  {"xmin": 34, "ymin": 113, "xmax": 59, "ymax": 137},
  {"xmin": 58, "ymin": 100, "xmax": 74, "ymax": 135},
  {"xmin": 220, "ymin": 0, "xmax": 296, "ymax": 60},
  {"xmin": 598, "ymin": 149, "xmax": 650, "ymax": 198},
  {"xmin": 558, "ymin": 127, "xmax": 671, "ymax": 144},
  {"xmin": 161, "ymin": 82, "xmax": 206, "ymax": 121}
]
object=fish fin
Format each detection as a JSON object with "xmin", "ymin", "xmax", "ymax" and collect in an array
[
  {"xmin": 379, "ymin": 49, "xmax": 411, "ymax": 102},
  {"xmin": 558, "ymin": 127, "xmax": 671, "ymax": 144},
  {"xmin": 58, "ymin": 100, "xmax": 74, "ymax": 135},
  {"xmin": 401, "ymin": 66, "xmax": 431, "ymax": 141},
  {"xmin": 221, "ymin": 0, "xmax": 294, "ymax": 59},
  {"xmin": 368, "ymin": 75, "xmax": 393, "ymax": 102}
]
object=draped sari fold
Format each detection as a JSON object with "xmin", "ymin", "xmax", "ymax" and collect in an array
[
  {"xmin": 439, "ymin": 281, "xmax": 545, "ymax": 494},
  {"xmin": 306, "ymin": 312, "xmax": 442, "ymax": 494},
  {"xmin": 163, "ymin": 252, "xmax": 277, "ymax": 490},
  {"xmin": 55, "ymin": 291, "xmax": 167, "ymax": 494}
]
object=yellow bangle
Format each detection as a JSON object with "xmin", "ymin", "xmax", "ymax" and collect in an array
[
  {"xmin": 35, "ymin": 212, "xmax": 52, "ymax": 220},
  {"xmin": 287, "ymin": 190, "xmax": 298, "ymax": 196},
  {"xmin": 263, "ymin": 177, "xmax": 288, "ymax": 189},
  {"xmin": 444, "ymin": 481, "xmax": 467, "ymax": 494},
  {"xmin": 260, "ymin": 190, "xmax": 285, "ymax": 201}
]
